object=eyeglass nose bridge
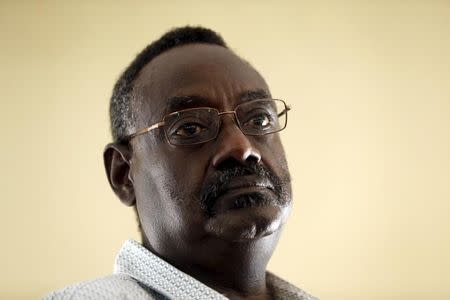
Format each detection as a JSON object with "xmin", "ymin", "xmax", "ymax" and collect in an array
[
  {"xmin": 211, "ymin": 109, "xmax": 255, "ymax": 144},
  {"xmin": 216, "ymin": 110, "xmax": 242, "ymax": 130},
  {"xmin": 217, "ymin": 110, "xmax": 237, "ymax": 117}
]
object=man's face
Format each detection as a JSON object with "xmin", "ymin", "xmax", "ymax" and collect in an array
[{"xmin": 129, "ymin": 44, "xmax": 292, "ymax": 263}]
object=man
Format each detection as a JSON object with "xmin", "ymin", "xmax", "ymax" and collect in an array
[{"xmin": 45, "ymin": 26, "xmax": 317, "ymax": 300}]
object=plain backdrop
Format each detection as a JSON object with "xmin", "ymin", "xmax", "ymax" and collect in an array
[{"xmin": 1, "ymin": 1, "xmax": 449, "ymax": 299}]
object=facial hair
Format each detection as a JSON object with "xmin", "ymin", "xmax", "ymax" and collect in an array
[{"xmin": 199, "ymin": 159, "xmax": 291, "ymax": 217}]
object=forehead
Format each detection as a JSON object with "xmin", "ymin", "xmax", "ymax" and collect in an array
[{"xmin": 133, "ymin": 44, "xmax": 270, "ymax": 123}]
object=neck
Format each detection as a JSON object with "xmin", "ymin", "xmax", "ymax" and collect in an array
[
  {"xmin": 172, "ymin": 234, "xmax": 279, "ymax": 300},
  {"xmin": 184, "ymin": 258, "xmax": 272, "ymax": 300},
  {"xmin": 142, "ymin": 228, "xmax": 281, "ymax": 300}
]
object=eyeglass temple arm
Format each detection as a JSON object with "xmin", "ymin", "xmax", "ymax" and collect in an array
[
  {"xmin": 125, "ymin": 121, "xmax": 165, "ymax": 141},
  {"xmin": 277, "ymin": 105, "xmax": 291, "ymax": 117}
]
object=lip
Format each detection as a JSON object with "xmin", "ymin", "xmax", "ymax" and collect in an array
[
  {"xmin": 213, "ymin": 176, "xmax": 276, "ymax": 213},
  {"xmin": 220, "ymin": 176, "xmax": 275, "ymax": 194}
]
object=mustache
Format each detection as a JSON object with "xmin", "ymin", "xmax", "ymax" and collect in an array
[{"xmin": 199, "ymin": 160, "xmax": 291, "ymax": 217}]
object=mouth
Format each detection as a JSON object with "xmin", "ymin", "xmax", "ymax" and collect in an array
[
  {"xmin": 202, "ymin": 175, "xmax": 291, "ymax": 241},
  {"xmin": 212, "ymin": 177, "xmax": 278, "ymax": 215}
]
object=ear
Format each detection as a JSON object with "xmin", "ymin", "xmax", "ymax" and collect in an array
[{"xmin": 103, "ymin": 142, "xmax": 136, "ymax": 206}]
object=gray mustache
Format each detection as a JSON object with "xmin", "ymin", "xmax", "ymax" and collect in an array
[{"xmin": 199, "ymin": 161, "xmax": 289, "ymax": 217}]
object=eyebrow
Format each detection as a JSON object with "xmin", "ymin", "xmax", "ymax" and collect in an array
[
  {"xmin": 238, "ymin": 89, "xmax": 270, "ymax": 101},
  {"xmin": 166, "ymin": 95, "xmax": 212, "ymax": 113},
  {"xmin": 166, "ymin": 89, "xmax": 270, "ymax": 112}
]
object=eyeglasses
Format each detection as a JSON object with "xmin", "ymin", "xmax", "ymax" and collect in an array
[{"xmin": 124, "ymin": 98, "xmax": 290, "ymax": 146}]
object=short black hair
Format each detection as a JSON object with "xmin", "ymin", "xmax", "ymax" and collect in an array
[{"xmin": 109, "ymin": 26, "xmax": 228, "ymax": 142}]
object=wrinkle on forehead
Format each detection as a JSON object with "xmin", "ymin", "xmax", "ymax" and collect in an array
[{"xmin": 132, "ymin": 44, "xmax": 270, "ymax": 127}]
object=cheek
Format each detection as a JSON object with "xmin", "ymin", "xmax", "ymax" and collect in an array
[
  {"xmin": 158, "ymin": 147, "xmax": 210, "ymax": 196},
  {"xmin": 255, "ymin": 134, "xmax": 289, "ymax": 170},
  {"xmin": 133, "ymin": 146, "xmax": 210, "ymax": 225},
  {"xmin": 255, "ymin": 135, "xmax": 292, "ymax": 198},
  {"xmin": 132, "ymin": 149, "xmax": 212, "ymax": 250}
]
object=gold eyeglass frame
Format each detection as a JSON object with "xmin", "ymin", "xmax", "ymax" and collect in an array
[{"xmin": 123, "ymin": 98, "xmax": 290, "ymax": 145}]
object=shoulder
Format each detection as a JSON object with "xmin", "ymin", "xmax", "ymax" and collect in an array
[{"xmin": 43, "ymin": 274, "xmax": 165, "ymax": 300}]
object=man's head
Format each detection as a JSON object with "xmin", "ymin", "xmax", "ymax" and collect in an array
[{"xmin": 104, "ymin": 26, "xmax": 292, "ymax": 269}]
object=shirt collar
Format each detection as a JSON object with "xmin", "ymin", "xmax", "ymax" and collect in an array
[{"xmin": 113, "ymin": 239, "xmax": 227, "ymax": 300}]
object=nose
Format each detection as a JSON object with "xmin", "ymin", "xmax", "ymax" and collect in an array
[{"xmin": 212, "ymin": 116, "xmax": 261, "ymax": 168}]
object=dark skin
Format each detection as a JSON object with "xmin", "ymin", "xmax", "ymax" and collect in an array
[{"xmin": 104, "ymin": 44, "xmax": 292, "ymax": 300}]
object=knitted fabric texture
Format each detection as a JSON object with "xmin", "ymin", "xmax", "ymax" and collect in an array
[{"xmin": 44, "ymin": 239, "xmax": 318, "ymax": 300}]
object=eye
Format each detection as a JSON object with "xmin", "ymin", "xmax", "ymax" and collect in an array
[
  {"xmin": 173, "ymin": 122, "xmax": 207, "ymax": 137},
  {"xmin": 244, "ymin": 113, "xmax": 273, "ymax": 129}
]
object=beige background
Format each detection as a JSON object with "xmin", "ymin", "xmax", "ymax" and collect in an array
[{"xmin": 1, "ymin": 0, "xmax": 449, "ymax": 299}]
